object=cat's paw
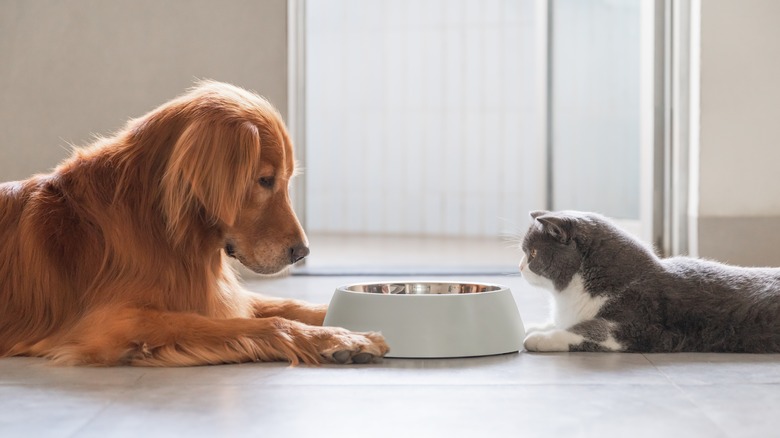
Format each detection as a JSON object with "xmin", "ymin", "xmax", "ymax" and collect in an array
[
  {"xmin": 524, "ymin": 329, "xmax": 584, "ymax": 352},
  {"xmin": 524, "ymin": 322, "xmax": 556, "ymax": 336}
]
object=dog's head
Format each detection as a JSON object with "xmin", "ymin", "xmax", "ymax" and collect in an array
[{"xmin": 157, "ymin": 80, "xmax": 308, "ymax": 275}]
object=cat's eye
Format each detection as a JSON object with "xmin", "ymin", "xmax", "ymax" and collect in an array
[
  {"xmin": 258, "ymin": 176, "xmax": 275, "ymax": 189},
  {"xmin": 529, "ymin": 249, "xmax": 537, "ymax": 259}
]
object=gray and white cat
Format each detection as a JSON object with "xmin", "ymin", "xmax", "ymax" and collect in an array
[{"xmin": 519, "ymin": 210, "xmax": 780, "ymax": 353}]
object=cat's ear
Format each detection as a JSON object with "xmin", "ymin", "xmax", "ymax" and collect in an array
[
  {"xmin": 536, "ymin": 214, "xmax": 573, "ymax": 244},
  {"xmin": 529, "ymin": 210, "xmax": 549, "ymax": 220}
]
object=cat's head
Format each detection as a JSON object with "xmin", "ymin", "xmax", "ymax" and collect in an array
[{"xmin": 519, "ymin": 210, "xmax": 597, "ymax": 292}]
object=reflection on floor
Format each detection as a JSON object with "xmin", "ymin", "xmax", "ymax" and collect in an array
[{"xmin": 3, "ymin": 273, "xmax": 780, "ymax": 437}]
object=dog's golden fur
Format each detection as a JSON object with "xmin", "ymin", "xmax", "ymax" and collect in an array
[{"xmin": 0, "ymin": 81, "xmax": 388, "ymax": 366}]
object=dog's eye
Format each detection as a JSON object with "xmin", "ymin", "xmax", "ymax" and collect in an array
[{"xmin": 258, "ymin": 176, "xmax": 275, "ymax": 189}]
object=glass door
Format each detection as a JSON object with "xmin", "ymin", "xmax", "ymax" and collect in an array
[
  {"xmin": 548, "ymin": 0, "xmax": 645, "ymax": 239},
  {"xmin": 293, "ymin": 0, "xmax": 659, "ymax": 273}
]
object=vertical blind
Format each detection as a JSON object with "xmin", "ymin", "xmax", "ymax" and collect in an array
[
  {"xmin": 551, "ymin": 0, "xmax": 641, "ymax": 219},
  {"xmin": 305, "ymin": 0, "xmax": 545, "ymax": 237}
]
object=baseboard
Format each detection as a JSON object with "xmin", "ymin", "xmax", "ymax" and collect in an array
[{"xmin": 291, "ymin": 265, "xmax": 520, "ymax": 277}]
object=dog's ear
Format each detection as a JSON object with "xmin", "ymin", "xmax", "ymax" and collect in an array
[{"xmin": 162, "ymin": 120, "xmax": 259, "ymax": 241}]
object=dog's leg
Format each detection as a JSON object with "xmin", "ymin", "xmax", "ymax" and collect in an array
[
  {"xmin": 48, "ymin": 307, "xmax": 387, "ymax": 366},
  {"xmin": 247, "ymin": 294, "xmax": 328, "ymax": 326}
]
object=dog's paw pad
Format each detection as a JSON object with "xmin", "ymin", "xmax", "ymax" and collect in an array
[
  {"xmin": 351, "ymin": 352, "xmax": 374, "ymax": 364},
  {"xmin": 328, "ymin": 350, "xmax": 377, "ymax": 364},
  {"xmin": 332, "ymin": 350, "xmax": 352, "ymax": 364}
]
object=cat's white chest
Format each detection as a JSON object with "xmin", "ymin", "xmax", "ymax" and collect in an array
[{"xmin": 550, "ymin": 273, "xmax": 608, "ymax": 329}]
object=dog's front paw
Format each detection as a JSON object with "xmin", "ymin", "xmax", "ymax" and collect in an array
[
  {"xmin": 524, "ymin": 329, "xmax": 582, "ymax": 352},
  {"xmin": 318, "ymin": 329, "xmax": 389, "ymax": 364}
]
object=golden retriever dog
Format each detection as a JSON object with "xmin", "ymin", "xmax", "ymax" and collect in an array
[{"xmin": 0, "ymin": 81, "xmax": 388, "ymax": 366}]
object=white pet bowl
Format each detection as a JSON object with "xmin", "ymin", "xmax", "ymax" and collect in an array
[{"xmin": 323, "ymin": 281, "xmax": 525, "ymax": 358}]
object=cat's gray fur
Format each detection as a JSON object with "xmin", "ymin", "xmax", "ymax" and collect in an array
[{"xmin": 521, "ymin": 210, "xmax": 780, "ymax": 352}]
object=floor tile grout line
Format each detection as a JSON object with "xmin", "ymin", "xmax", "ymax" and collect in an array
[
  {"xmin": 642, "ymin": 353, "xmax": 733, "ymax": 438},
  {"xmin": 668, "ymin": 382, "xmax": 734, "ymax": 438},
  {"xmin": 65, "ymin": 385, "xmax": 138, "ymax": 438},
  {"xmin": 5, "ymin": 380, "xmax": 777, "ymax": 389}
]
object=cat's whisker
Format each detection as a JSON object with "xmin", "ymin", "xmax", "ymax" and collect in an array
[{"xmin": 499, "ymin": 233, "xmax": 523, "ymax": 250}]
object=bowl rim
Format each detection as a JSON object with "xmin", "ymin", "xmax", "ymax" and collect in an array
[{"xmin": 335, "ymin": 280, "xmax": 509, "ymax": 297}]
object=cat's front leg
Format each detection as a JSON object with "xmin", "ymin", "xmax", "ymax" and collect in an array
[
  {"xmin": 523, "ymin": 329, "xmax": 584, "ymax": 352},
  {"xmin": 569, "ymin": 319, "xmax": 625, "ymax": 352},
  {"xmin": 524, "ymin": 319, "xmax": 625, "ymax": 352},
  {"xmin": 524, "ymin": 322, "xmax": 556, "ymax": 336}
]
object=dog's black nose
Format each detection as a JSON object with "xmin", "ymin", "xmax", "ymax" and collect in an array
[{"xmin": 289, "ymin": 243, "xmax": 310, "ymax": 264}]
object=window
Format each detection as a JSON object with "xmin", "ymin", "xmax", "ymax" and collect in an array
[{"xmin": 296, "ymin": 0, "xmax": 648, "ymax": 272}]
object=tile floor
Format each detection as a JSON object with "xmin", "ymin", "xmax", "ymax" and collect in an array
[{"xmin": 3, "ymin": 272, "xmax": 780, "ymax": 437}]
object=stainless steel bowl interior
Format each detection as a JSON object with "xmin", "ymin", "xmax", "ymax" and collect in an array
[{"xmin": 342, "ymin": 282, "xmax": 502, "ymax": 295}]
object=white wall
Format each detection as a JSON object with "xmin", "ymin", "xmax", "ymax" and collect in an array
[
  {"xmin": 698, "ymin": 0, "xmax": 780, "ymax": 217},
  {"xmin": 695, "ymin": 0, "xmax": 780, "ymax": 265},
  {"xmin": 0, "ymin": 0, "xmax": 288, "ymax": 182}
]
